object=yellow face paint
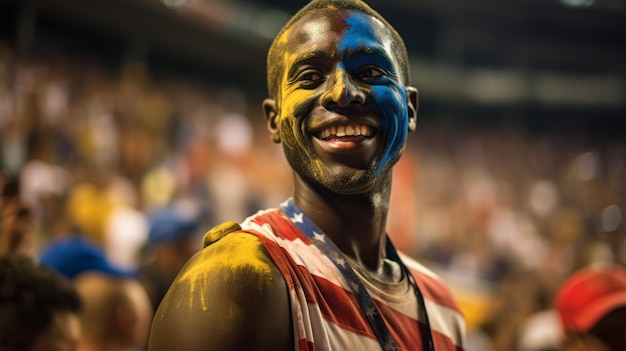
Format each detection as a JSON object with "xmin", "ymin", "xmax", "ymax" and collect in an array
[{"xmin": 268, "ymin": 9, "xmax": 408, "ymax": 196}]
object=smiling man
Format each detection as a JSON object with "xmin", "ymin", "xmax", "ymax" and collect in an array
[{"xmin": 148, "ymin": 1, "xmax": 466, "ymax": 350}]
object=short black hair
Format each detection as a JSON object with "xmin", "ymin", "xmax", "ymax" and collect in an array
[
  {"xmin": 0, "ymin": 256, "xmax": 82, "ymax": 351},
  {"xmin": 266, "ymin": 0, "xmax": 410, "ymax": 100}
]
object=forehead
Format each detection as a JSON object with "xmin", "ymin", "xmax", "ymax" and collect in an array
[{"xmin": 280, "ymin": 8, "xmax": 395, "ymax": 59}]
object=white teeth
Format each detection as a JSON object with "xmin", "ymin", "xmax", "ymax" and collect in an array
[
  {"xmin": 336, "ymin": 126, "xmax": 346, "ymax": 137},
  {"xmin": 318, "ymin": 124, "xmax": 373, "ymax": 139}
]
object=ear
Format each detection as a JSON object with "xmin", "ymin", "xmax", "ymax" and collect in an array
[
  {"xmin": 263, "ymin": 99, "xmax": 281, "ymax": 144},
  {"xmin": 406, "ymin": 86, "xmax": 418, "ymax": 132}
]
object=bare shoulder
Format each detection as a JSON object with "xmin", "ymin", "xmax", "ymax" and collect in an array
[{"xmin": 148, "ymin": 232, "xmax": 292, "ymax": 351}]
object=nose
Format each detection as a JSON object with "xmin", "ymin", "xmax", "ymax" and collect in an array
[{"xmin": 320, "ymin": 68, "xmax": 365, "ymax": 108}]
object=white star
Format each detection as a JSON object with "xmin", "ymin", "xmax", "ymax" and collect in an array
[
  {"xmin": 312, "ymin": 231, "xmax": 325, "ymax": 242},
  {"xmin": 336, "ymin": 257, "xmax": 346, "ymax": 267},
  {"xmin": 291, "ymin": 212, "xmax": 303, "ymax": 224}
]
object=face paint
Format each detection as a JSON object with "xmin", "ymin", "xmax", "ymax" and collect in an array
[
  {"xmin": 340, "ymin": 12, "xmax": 409, "ymax": 176},
  {"xmin": 273, "ymin": 8, "xmax": 409, "ymax": 195}
]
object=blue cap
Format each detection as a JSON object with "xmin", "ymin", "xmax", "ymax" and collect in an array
[
  {"xmin": 148, "ymin": 209, "xmax": 197, "ymax": 247},
  {"xmin": 39, "ymin": 236, "xmax": 136, "ymax": 279}
]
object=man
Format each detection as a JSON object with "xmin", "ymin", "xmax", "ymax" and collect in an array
[
  {"xmin": 0, "ymin": 256, "xmax": 82, "ymax": 351},
  {"xmin": 138, "ymin": 207, "xmax": 200, "ymax": 312},
  {"xmin": 74, "ymin": 273, "xmax": 153, "ymax": 351},
  {"xmin": 39, "ymin": 235, "xmax": 137, "ymax": 280},
  {"xmin": 39, "ymin": 236, "xmax": 153, "ymax": 351},
  {"xmin": 555, "ymin": 264, "xmax": 626, "ymax": 351},
  {"xmin": 148, "ymin": 1, "xmax": 466, "ymax": 350}
]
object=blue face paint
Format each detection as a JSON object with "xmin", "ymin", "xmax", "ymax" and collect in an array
[
  {"xmin": 274, "ymin": 9, "xmax": 411, "ymax": 196},
  {"xmin": 340, "ymin": 12, "xmax": 408, "ymax": 175}
]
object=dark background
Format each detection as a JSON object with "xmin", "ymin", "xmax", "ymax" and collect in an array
[{"xmin": 2, "ymin": 0, "xmax": 625, "ymax": 135}]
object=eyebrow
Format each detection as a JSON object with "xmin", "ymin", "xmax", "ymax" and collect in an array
[
  {"xmin": 349, "ymin": 45, "xmax": 394, "ymax": 64},
  {"xmin": 348, "ymin": 46, "xmax": 383, "ymax": 57},
  {"xmin": 286, "ymin": 50, "xmax": 332, "ymax": 79}
]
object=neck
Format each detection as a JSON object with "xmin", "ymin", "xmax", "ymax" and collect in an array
[{"xmin": 292, "ymin": 174, "xmax": 391, "ymax": 271}]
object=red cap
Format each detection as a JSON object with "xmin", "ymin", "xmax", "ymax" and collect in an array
[{"xmin": 556, "ymin": 264, "xmax": 626, "ymax": 332}]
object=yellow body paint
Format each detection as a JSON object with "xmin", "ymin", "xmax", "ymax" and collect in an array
[
  {"xmin": 176, "ymin": 232, "xmax": 274, "ymax": 312},
  {"xmin": 202, "ymin": 221, "xmax": 242, "ymax": 247}
]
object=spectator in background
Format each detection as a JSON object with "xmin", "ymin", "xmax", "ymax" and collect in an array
[
  {"xmin": 74, "ymin": 272, "xmax": 153, "ymax": 351},
  {"xmin": 0, "ymin": 256, "xmax": 83, "ymax": 351},
  {"xmin": 39, "ymin": 236, "xmax": 153, "ymax": 351},
  {"xmin": 138, "ymin": 208, "xmax": 200, "ymax": 312},
  {"xmin": 555, "ymin": 264, "xmax": 626, "ymax": 351},
  {"xmin": 39, "ymin": 235, "xmax": 137, "ymax": 280},
  {"xmin": 1, "ymin": 176, "xmax": 36, "ymax": 259}
]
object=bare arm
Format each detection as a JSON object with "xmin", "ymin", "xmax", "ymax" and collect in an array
[{"xmin": 147, "ymin": 232, "xmax": 293, "ymax": 351}]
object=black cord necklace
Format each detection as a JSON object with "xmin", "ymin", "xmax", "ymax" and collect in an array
[{"xmin": 281, "ymin": 198, "xmax": 435, "ymax": 351}]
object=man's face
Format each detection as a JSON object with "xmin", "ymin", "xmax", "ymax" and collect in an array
[{"xmin": 265, "ymin": 9, "xmax": 416, "ymax": 195}]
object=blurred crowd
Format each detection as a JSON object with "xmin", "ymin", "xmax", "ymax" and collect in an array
[
  {"xmin": 1, "ymin": 40, "xmax": 624, "ymax": 351},
  {"xmin": 405, "ymin": 125, "xmax": 625, "ymax": 350}
]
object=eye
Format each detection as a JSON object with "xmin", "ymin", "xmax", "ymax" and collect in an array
[
  {"xmin": 357, "ymin": 66, "xmax": 386, "ymax": 82},
  {"xmin": 296, "ymin": 70, "xmax": 324, "ymax": 88}
]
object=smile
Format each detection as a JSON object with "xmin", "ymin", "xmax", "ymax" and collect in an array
[{"xmin": 317, "ymin": 124, "xmax": 374, "ymax": 140}]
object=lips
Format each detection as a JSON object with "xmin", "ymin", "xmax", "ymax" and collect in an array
[{"xmin": 317, "ymin": 124, "xmax": 374, "ymax": 140}]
